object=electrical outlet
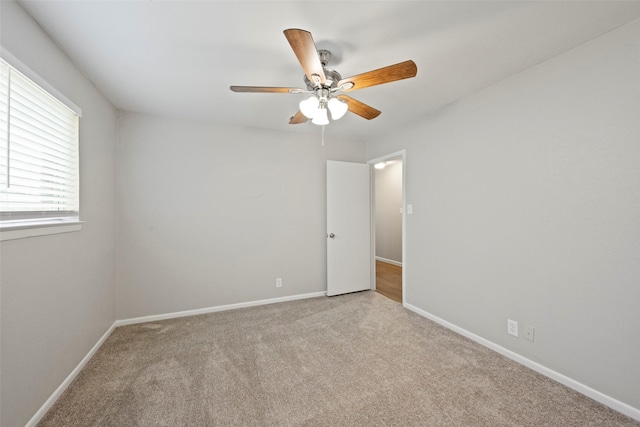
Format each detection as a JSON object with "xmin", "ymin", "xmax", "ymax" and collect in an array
[
  {"xmin": 525, "ymin": 326, "xmax": 535, "ymax": 342},
  {"xmin": 275, "ymin": 278, "xmax": 282, "ymax": 288},
  {"xmin": 507, "ymin": 319, "xmax": 518, "ymax": 337}
]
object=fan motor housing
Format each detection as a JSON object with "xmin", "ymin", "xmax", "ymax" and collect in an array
[{"xmin": 304, "ymin": 68, "xmax": 342, "ymax": 91}]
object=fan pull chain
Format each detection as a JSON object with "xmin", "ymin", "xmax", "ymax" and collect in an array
[{"xmin": 321, "ymin": 125, "xmax": 325, "ymax": 146}]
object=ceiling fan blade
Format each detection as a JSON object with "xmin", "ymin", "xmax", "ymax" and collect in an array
[
  {"xmin": 289, "ymin": 110, "xmax": 308, "ymax": 124},
  {"xmin": 283, "ymin": 29, "xmax": 326, "ymax": 86},
  {"xmin": 230, "ymin": 86, "xmax": 304, "ymax": 93},
  {"xmin": 336, "ymin": 95, "xmax": 381, "ymax": 120},
  {"xmin": 338, "ymin": 60, "xmax": 417, "ymax": 92}
]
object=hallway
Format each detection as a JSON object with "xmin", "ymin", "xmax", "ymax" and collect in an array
[{"xmin": 375, "ymin": 260, "xmax": 402, "ymax": 303}]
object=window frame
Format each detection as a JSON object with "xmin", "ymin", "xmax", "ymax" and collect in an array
[{"xmin": 0, "ymin": 49, "xmax": 83, "ymax": 241}]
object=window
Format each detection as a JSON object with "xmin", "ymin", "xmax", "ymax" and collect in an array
[{"xmin": 0, "ymin": 56, "xmax": 81, "ymax": 233}]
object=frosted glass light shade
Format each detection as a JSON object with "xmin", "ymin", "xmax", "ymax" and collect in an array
[
  {"xmin": 299, "ymin": 96, "xmax": 319, "ymax": 119},
  {"xmin": 311, "ymin": 107, "xmax": 329, "ymax": 125},
  {"xmin": 328, "ymin": 98, "xmax": 348, "ymax": 120}
]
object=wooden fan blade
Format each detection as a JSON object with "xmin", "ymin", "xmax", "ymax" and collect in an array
[
  {"xmin": 283, "ymin": 29, "xmax": 326, "ymax": 86},
  {"xmin": 230, "ymin": 86, "xmax": 303, "ymax": 93},
  {"xmin": 336, "ymin": 95, "xmax": 381, "ymax": 120},
  {"xmin": 338, "ymin": 60, "xmax": 417, "ymax": 92},
  {"xmin": 289, "ymin": 110, "xmax": 308, "ymax": 124}
]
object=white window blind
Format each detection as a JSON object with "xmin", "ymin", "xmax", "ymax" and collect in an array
[{"xmin": 0, "ymin": 57, "xmax": 80, "ymax": 223}]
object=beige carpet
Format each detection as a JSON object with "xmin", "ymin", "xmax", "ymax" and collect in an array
[{"xmin": 38, "ymin": 291, "xmax": 638, "ymax": 426}]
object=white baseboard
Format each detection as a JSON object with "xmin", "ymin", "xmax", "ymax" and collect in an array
[
  {"xmin": 404, "ymin": 303, "xmax": 640, "ymax": 422},
  {"xmin": 26, "ymin": 322, "xmax": 116, "ymax": 427},
  {"xmin": 115, "ymin": 291, "xmax": 327, "ymax": 326},
  {"xmin": 375, "ymin": 256, "xmax": 402, "ymax": 267}
]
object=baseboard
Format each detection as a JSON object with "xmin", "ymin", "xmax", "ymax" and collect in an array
[
  {"xmin": 115, "ymin": 291, "xmax": 327, "ymax": 327},
  {"xmin": 404, "ymin": 303, "xmax": 640, "ymax": 422},
  {"xmin": 25, "ymin": 322, "xmax": 117, "ymax": 427},
  {"xmin": 375, "ymin": 256, "xmax": 402, "ymax": 267}
]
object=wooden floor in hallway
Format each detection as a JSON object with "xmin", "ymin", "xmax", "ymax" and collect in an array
[{"xmin": 375, "ymin": 260, "xmax": 402, "ymax": 303}]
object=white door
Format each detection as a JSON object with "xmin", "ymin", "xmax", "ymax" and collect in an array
[{"xmin": 326, "ymin": 160, "xmax": 371, "ymax": 296}]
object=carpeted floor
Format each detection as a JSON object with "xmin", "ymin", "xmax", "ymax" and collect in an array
[{"xmin": 38, "ymin": 291, "xmax": 639, "ymax": 426}]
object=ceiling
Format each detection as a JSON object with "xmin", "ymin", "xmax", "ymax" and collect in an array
[{"xmin": 16, "ymin": 1, "xmax": 640, "ymax": 140}]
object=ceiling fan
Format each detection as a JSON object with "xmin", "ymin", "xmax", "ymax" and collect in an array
[{"xmin": 230, "ymin": 29, "xmax": 418, "ymax": 126}]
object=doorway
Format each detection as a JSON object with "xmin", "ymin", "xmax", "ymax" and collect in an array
[{"xmin": 370, "ymin": 152, "xmax": 405, "ymax": 304}]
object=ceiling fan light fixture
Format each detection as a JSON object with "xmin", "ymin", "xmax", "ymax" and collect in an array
[
  {"xmin": 311, "ymin": 107, "xmax": 329, "ymax": 125},
  {"xmin": 231, "ymin": 29, "xmax": 418, "ymax": 126},
  {"xmin": 299, "ymin": 96, "xmax": 320, "ymax": 119},
  {"xmin": 328, "ymin": 98, "xmax": 348, "ymax": 120}
]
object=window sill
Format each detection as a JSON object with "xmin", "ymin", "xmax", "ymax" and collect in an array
[{"xmin": 0, "ymin": 220, "xmax": 84, "ymax": 242}]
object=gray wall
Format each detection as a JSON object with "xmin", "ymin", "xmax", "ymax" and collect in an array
[
  {"xmin": 0, "ymin": 2, "xmax": 118, "ymax": 426},
  {"xmin": 116, "ymin": 112, "xmax": 366, "ymax": 319},
  {"xmin": 367, "ymin": 20, "xmax": 640, "ymax": 410},
  {"xmin": 375, "ymin": 161, "xmax": 403, "ymax": 263}
]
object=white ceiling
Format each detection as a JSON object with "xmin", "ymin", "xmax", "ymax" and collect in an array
[{"xmin": 16, "ymin": 1, "xmax": 640, "ymax": 140}]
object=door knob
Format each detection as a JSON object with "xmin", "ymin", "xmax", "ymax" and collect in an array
[{"xmin": 328, "ymin": 233, "xmax": 335, "ymax": 238}]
